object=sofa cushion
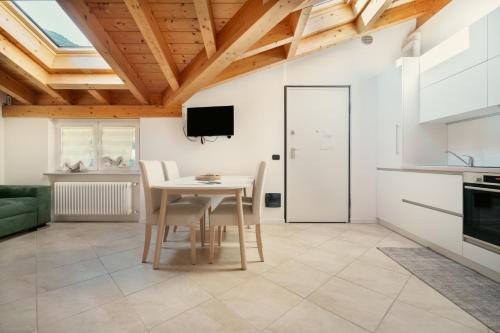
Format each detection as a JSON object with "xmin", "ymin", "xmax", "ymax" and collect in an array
[{"xmin": 0, "ymin": 198, "xmax": 37, "ymax": 219}]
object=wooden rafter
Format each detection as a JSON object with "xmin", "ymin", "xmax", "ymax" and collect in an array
[
  {"xmin": 286, "ymin": 7, "xmax": 312, "ymax": 58},
  {"xmin": 2, "ymin": 105, "xmax": 181, "ymax": 118},
  {"xmin": 87, "ymin": 90, "xmax": 112, "ymax": 105},
  {"xmin": 47, "ymin": 74, "xmax": 126, "ymax": 90},
  {"xmin": 57, "ymin": 0, "xmax": 149, "ymax": 104},
  {"xmin": 0, "ymin": 34, "xmax": 71, "ymax": 104},
  {"xmin": 304, "ymin": 3, "xmax": 354, "ymax": 37},
  {"xmin": 162, "ymin": 0, "xmax": 305, "ymax": 107},
  {"xmin": 351, "ymin": 0, "xmax": 371, "ymax": 17},
  {"xmin": 193, "ymin": 0, "xmax": 217, "ymax": 58},
  {"xmin": 241, "ymin": 19, "xmax": 294, "ymax": 59},
  {"xmin": 416, "ymin": 0, "xmax": 451, "ymax": 28},
  {"xmin": 356, "ymin": 0, "xmax": 393, "ymax": 32},
  {"xmin": 124, "ymin": 0, "xmax": 179, "ymax": 91},
  {"xmin": 0, "ymin": 67, "xmax": 35, "ymax": 105}
]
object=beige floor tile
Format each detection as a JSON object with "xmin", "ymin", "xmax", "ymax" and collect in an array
[
  {"xmin": 37, "ymin": 258, "xmax": 107, "ymax": 293},
  {"xmin": 38, "ymin": 299, "xmax": 145, "ymax": 333},
  {"xmin": 0, "ymin": 241, "xmax": 36, "ymax": 267},
  {"xmin": 267, "ymin": 300, "xmax": 369, "ymax": 333},
  {"xmin": 377, "ymin": 301, "xmax": 485, "ymax": 333},
  {"xmin": 0, "ymin": 256, "xmax": 36, "ymax": 282},
  {"xmin": 285, "ymin": 229, "xmax": 341, "ymax": 247},
  {"xmin": 295, "ymin": 248, "xmax": 357, "ymax": 275},
  {"xmin": 350, "ymin": 223, "xmax": 393, "ymax": 237},
  {"xmin": 0, "ymin": 274, "xmax": 36, "ymax": 305},
  {"xmin": 308, "ymin": 277, "xmax": 393, "ymax": 331},
  {"xmin": 377, "ymin": 233, "xmax": 421, "ymax": 248},
  {"xmin": 397, "ymin": 276, "xmax": 489, "ymax": 332},
  {"xmin": 150, "ymin": 299, "xmax": 258, "ymax": 333},
  {"xmin": 0, "ymin": 297, "xmax": 36, "ymax": 333},
  {"xmin": 111, "ymin": 264, "xmax": 180, "ymax": 295},
  {"xmin": 186, "ymin": 267, "xmax": 257, "ymax": 296},
  {"xmin": 100, "ymin": 247, "xmax": 144, "ymax": 273},
  {"xmin": 37, "ymin": 243, "xmax": 97, "ymax": 270},
  {"xmin": 317, "ymin": 239, "xmax": 371, "ymax": 259},
  {"xmin": 337, "ymin": 230, "xmax": 386, "ymax": 247},
  {"xmin": 263, "ymin": 260, "xmax": 331, "ymax": 297},
  {"xmin": 127, "ymin": 275, "xmax": 212, "ymax": 328},
  {"xmin": 356, "ymin": 248, "xmax": 410, "ymax": 275},
  {"xmin": 37, "ymin": 275, "xmax": 123, "ymax": 326},
  {"xmin": 218, "ymin": 276, "xmax": 302, "ymax": 330},
  {"xmin": 92, "ymin": 235, "xmax": 145, "ymax": 257},
  {"xmin": 337, "ymin": 260, "xmax": 410, "ymax": 297}
]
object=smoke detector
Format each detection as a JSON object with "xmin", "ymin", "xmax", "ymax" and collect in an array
[{"xmin": 361, "ymin": 35, "xmax": 374, "ymax": 45}]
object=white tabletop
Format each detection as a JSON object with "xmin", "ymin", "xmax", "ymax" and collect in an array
[{"xmin": 151, "ymin": 176, "xmax": 254, "ymax": 190}]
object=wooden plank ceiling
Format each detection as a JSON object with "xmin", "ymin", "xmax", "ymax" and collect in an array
[{"xmin": 0, "ymin": 0, "xmax": 451, "ymax": 118}]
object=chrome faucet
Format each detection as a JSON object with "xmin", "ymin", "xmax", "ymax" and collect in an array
[{"xmin": 446, "ymin": 150, "xmax": 474, "ymax": 167}]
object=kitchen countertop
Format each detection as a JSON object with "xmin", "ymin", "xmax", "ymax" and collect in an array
[{"xmin": 378, "ymin": 165, "xmax": 500, "ymax": 174}]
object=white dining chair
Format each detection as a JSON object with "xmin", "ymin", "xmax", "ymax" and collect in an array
[
  {"xmin": 139, "ymin": 160, "xmax": 205, "ymax": 265},
  {"xmin": 208, "ymin": 161, "xmax": 267, "ymax": 264},
  {"xmin": 161, "ymin": 161, "xmax": 212, "ymax": 245}
]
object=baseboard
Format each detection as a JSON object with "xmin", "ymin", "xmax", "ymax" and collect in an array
[
  {"xmin": 378, "ymin": 218, "xmax": 500, "ymax": 283},
  {"xmin": 350, "ymin": 218, "xmax": 377, "ymax": 224}
]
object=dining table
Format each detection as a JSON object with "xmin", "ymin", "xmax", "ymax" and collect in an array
[{"xmin": 150, "ymin": 175, "xmax": 254, "ymax": 270}]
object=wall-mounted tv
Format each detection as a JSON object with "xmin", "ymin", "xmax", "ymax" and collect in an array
[{"xmin": 186, "ymin": 106, "xmax": 234, "ymax": 137}]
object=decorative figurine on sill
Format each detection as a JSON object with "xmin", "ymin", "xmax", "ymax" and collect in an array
[
  {"xmin": 64, "ymin": 161, "xmax": 86, "ymax": 173},
  {"xmin": 102, "ymin": 156, "xmax": 126, "ymax": 168}
]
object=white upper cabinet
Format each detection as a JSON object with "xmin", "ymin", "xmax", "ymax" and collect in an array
[
  {"xmin": 420, "ymin": 17, "xmax": 487, "ymax": 89},
  {"xmin": 488, "ymin": 55, "xmax": 500, "ymax": 106},
  {"xmin": 421, "ymin": 62, "xmax": 488, "ymax": 122},
  {"xmin": 488, "ymin": 7, "xmax": 500, "ymax": 59}
]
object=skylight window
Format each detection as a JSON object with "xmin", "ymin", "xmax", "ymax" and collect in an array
[{"xmin": 12, "ymin": 0, "xmax": 93, "ymax": 48}]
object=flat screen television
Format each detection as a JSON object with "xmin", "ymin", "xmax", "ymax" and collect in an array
[{"xmin": 186, "ymin": 106, "xmax": 234, "ymax": 137}]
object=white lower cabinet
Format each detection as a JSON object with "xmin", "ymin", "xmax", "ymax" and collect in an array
[
  {"xmin": 463, "ymin": 242, "xmax": 500, "ymax": 273},
  {"xmin": 377, "ymin": 170, "xmax": 463, "ymax": 255}
]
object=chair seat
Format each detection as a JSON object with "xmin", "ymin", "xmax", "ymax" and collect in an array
[
  {"xmin": 152, "ymin": 203, "xmax": 205, "ymax": 226},
  {"xmin": 210, "ymin": 203, "xmax": 256, "ymax": 226},
  {"xmin": 175, "ymin": 196, "xmax": 211, "ymax": 210},
  {"xmin": 220, "ymin": 196, "xmax": 252, "ymax": 206}
]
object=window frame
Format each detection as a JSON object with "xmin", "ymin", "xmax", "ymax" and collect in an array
[{"xmin": 55, "ymin": 120, "xmax": 140, "ymax": 172}]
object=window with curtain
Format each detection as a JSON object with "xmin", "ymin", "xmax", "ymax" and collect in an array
[{"xmin": 56, "ymin": 121, "xmax": 139, "ymax": 171}]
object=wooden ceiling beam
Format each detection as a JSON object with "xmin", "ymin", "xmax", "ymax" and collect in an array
[
  {"xmin": 124, "ymin": 0, "xmax": 179, "ymax": 91},
  {"xmin": 208, "ymin": 46, "xmax": 287, "ymax": 87},
  {"xmin": 0, "ymin": 34, "xmax": 71, "ymax": 104},
  {"xmin": 57, "ymin": 0, "xmax": 149, "ymax": 104},
  {"xmin": 2, "ymin": 105, "xmax": 182, "ymax": 118},
  {"xmin": 87, "ymin": 90, "xmax": 112, "ymax": 105},
  {"xmin": 240, "ymin": 19, "xmax": 294, "ymax": 59},
  {"xmin": 193, "ymin": 0, "xmax": 217, "ymax": 58},
  {"xmin": 0, "ymin": 67, "xmax": 36, "ymax": 104},
  {"xmin": 356, "ymin": 0, "xmax": 393, "ymax": 32},
  {"xmin": 47, "ymin": 74, "xmax": 126, "ymax": 90},
  {"xmin": 351, "ymin": 0, "xmax": 371, "ymax": 17},
  {"xmin": 416, "ymin": 0, "xmax": 451, "ymax": 28},
  {"xmin": 296, "ymin": 22, "xmax": 358, "ymax": 56},
  {"xmin": 162, "ymin": 0, "xmax": 306, "ymax": 107},
  {"xmin": 285, "ymin": 7, "xmax": 312, "ymax": 58}
]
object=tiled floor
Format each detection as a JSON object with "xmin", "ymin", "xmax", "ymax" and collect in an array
[{"xmin": 0, "ymin": 222, "xmax": 494, "ymax": 333}]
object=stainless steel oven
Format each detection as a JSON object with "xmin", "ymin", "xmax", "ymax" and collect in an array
[{"xmin": 463, "ymin": 173, "xmax": 500, "ymax": 254}]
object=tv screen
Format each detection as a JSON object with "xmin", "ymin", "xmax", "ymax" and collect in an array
[{"xmin": 187, "ymin": 106, "xmax": 234, "ymax": 137}]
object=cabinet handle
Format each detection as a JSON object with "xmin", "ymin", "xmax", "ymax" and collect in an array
[
  {"xmin": 395, "ymin": 124, "xmax": 399, "ymax": 155},
  {"xmin": 402, "ymin": 199, "xmax": 462, "ymax": 217}
]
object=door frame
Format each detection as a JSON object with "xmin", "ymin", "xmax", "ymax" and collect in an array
[{"xmin": 284, "ymin": 85, "xmax": 351, "ymax": 223}]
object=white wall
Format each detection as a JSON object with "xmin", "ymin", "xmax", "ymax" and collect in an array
[
  {"xmin": 3, "ymin": 118, "xmax": 54, "ymax": 185},
  {"xmin": 447, "ymin": 114, "xmax": 500, "ymax": 167},
  {"xmin": 418, "ymin": 0, "xmax": 500, "ymax": 53},
  {"xmin": 141, "ymin": 20, "xmax": 416, "ymax": 223}
]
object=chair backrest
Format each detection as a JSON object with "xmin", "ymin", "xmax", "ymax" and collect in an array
[
  {"xmin": 139, "ymin": 160, "xmax": 164, "ymax": 224},
  {"xmin": 161, "ymin": 161, "xmax": 180, "ymax": 180},
  {"xmin": 252, "ymin": 161, "xmax": 267, "ymax": 218}
]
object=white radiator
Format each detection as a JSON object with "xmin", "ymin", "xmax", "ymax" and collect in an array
[{"xmin": 54, "ymin": 182, "xmax": 133, "ymax": 216}]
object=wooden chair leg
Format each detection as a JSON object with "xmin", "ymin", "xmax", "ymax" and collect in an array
[
  {"xmin": 142, "ymin": 224, "xmax": 152, "ymax": 263},
  {"xmin": 173, "ymin": 226, "xmax": 178, "ymax": 232},
  {"xmin": 223, "ymin": 225, "xmax": 227, "ymax": 232},
  {"xmin": 209, "ymin": 225, "xmax": 215, "ymax": 264},
  {"xmin": 190, "ymin": 225, "xmax": 196, "ymax": 265},
  {"xmin": 217, "ymin": 226, "xmax": 222, "ymax": 246},
  {"xmin": 163, "ymin": 225, "xmax": 170, "ymax": 242},
  {"xmin": 256, "ymin": 224, "xmax": 264, "ymax": 262},
  {"xmin": 200, "ymin": 216, "xmax": 205, "ymax": 247}
]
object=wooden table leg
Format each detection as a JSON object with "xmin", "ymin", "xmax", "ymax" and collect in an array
[
  {"xmin": 153, "ymin": 189, "xmax": 168, "ymax": 269},
  {"xmin": 235, "ymin": 189, "xmax": 247, "ymax": 270}
]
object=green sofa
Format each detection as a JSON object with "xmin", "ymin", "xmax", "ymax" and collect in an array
[{"xmin": 0, "ymin": 186, "xmax": 51, "ymax": 238}]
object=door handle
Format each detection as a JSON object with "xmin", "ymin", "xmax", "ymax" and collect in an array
[
  {"xmin": 395, "ymin": 124, "xmax": 400, "ymax": 155},
  {"xmin": 290, "ymin": 147, "xmax": 299, "ymax": 159}
]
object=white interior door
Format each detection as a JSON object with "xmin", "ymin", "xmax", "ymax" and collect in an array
[{"xmin": 286, "ymin": 86, "xmax": 349, "ymax": 222}]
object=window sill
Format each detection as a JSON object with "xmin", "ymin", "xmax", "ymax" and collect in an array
[{"xmin": 44, "ymin": 170, "xmax": 139, "ymax": 176}]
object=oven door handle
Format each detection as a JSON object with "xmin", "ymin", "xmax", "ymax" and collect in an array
[{"xmin": 464, "ymin": 185, "xmax": 500, "ymax": 193}]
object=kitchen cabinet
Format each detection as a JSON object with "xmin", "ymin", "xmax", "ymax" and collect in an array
[
  {"xmin": 376, "ymin": 58, "xmax": 447, "ymax": 168},
  {"xmin": 488, "ymin": 55, "xmax": 500, "ymax": 106},
  {"xmin": 376, "ymin": 170, "xmax": 463, "ymax": 255},
  {"xmin": 488, "ymin": 7, "xmax": 500, "ymax": 59},
  {"xmin": 420, "ymin": 17, "xmax": 487, "ymax": 89},
  {"xmin": 420, "ymin": 62, "xmax": 488, "ymax": 123}
]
